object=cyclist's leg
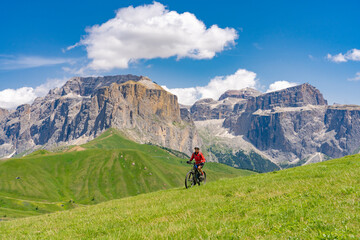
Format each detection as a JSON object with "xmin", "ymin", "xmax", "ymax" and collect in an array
[{"xmin": 198, "ymin": 163, "xmax": 204, "ymax": 175}]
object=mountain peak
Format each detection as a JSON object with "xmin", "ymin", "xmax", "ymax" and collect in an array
[
  {"xmin": 139, "ymin": 76, "xmax": 151, "ymax": 81},
  {"xmin": 246, "ymin": 83, "xmax": 327, "ymax": 111},
  {"xmin": 218, "ymin": 88, "xmax": 262, "ymax": 101},
  {"xmin": 56, "ymin": 74, "xmax": 143, "ymax": 97}
]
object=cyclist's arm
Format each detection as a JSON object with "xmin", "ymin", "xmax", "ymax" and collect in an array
[
  {"xmin": 200, "ymin": 153, "xmax": 206, "ymax": 162},
  {"xmin": 189, "ymin": 153, "xmax": 194, "ymax": 161}
]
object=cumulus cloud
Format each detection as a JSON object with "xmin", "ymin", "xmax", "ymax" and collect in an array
[
  {"xmin": 71, "ymin": 2, "xmax": 238, "ymax": 71},
  {"xmin": 348, "ymin": 72, "xmax": 360, "ymax": 81},
  {"xmin": 326, "ymin": 53, "xmax": 347, "ymax": 63},
  {"xmin": 266, "ymin": 81, "xmax": 298, "ymax": 93},
  {"xmin": 162, "ymin": 69, "xmax": 257, "ymax": 105},
  {"xmin": 0, "ymin": 87, "xmax": 37, "ymax": 109},
  {"xmin": 0, "ymin": 55, "xmax": 74, "ymax": 70},
  {"xmin": 327, "ymin": 49, "xmax": 360, "ymax": 63},
  {"xmin": 0, "ymin": 78, "xmax": 68, "ymax": 109}
]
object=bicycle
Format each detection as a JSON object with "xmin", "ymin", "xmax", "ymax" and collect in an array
[{"xmin": 185, "ymin": 162, "xmax": 207, "ymax": 188}]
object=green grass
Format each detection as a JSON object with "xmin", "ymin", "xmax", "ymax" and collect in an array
[
  {"xmin": 0, "ymin": 129, "xmax": 253, "ymax": 219},
  {"xmin": 207, "ymin": 145, "xmax": 280, "ymax": 173},
  {"xmin": 1, "ymin": 154, "xmax": 360, "ymax": 239}
]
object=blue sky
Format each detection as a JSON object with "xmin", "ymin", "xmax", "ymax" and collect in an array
[{"xmin": 0, "ymin": 0, "xmax": 359, "ymax": 108}]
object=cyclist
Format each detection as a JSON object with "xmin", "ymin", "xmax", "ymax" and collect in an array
[{"xmin": 187, "ymin": 147, "xmax": 206, "ymax": 179}]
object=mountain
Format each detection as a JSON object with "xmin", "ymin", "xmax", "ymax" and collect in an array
[
  {"xmin": 227, "ymin": 84, "xmax": 360, "ymax": 166},
  {"xmin": 0, "ymin": 128, "xmax": 253, "ymax": 218},
  {"xmin": 218, "ymin": 88, "xmax": 262, "ymax": 100},
  {"xmin": 0, "ymin": 75, "xmax": 200, "ymax": 158},
  {"xmin": 190, "ymin": 88, "xmax": 262, "ymax": 121},
  {"xmin": 195, "ymin": 119, "xmax": 280, "ymax": 173},
  {"xmin": 1, "ymin": 154, "xmax": 359, "ymax": 239},
  {"xmin": 189, "ymin": 87, "xmax": 280, "ymax": 172},
  {"xmin": 2, "ymin": 75, "xmax": 360, "ymax": 172},
  {"xmin": 0, "ymin": 108, "xmax": 9, "ymax": 121},
  {"xmin": 192, "ymin": 83, "xmax": 360, "ymax": 170}
]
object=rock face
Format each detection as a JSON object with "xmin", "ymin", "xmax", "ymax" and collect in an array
[
  {"xmin": 0, "ymin": 108, "xmax": 9, "ymax": 121},
  {"xmin": 222, "ymin": 84, "xmax": 360, "ymax": 165},
  {"xmin": 190, "ymin": 88, "xmax": 260, "ymax": 121},
  {"xmin": 245, "ymin": 83, "xmax": 327, "ymax": 112},
  {"xmin": 218, "ymin": 88, "xmax": 261, "ymax": 101},
  {"xmin": 192, "ymin": 83, "xmax": 360, "ymax": 169},
  {"xmin": 190, "ymin": 98, "xmax": 240, "ymax": 121},
  {"xmin": 0, "ymin": 75, "xmax": 200, "ymax": 157},
  {"xmin": 321, "ymin": 105, "xmax": 360, "ymax": 158},
  {"xmin": 234, "ymin": 104, "xmax": 360, "ymax": 164}
]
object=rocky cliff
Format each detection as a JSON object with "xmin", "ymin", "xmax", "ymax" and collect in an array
[
  {"xmin": 245, "ymin": 83, "xmax": 327, "ymax": 112},
  {"xmin": 0, "ymin": 108, "xmax": 9, "ymax": 121},
  {"xmin": 218, "ymin": 88, "xmax": 261, "ymax": 101},
  {"xmin": 190, "ymin": 88, "xmax": 260, "ymax": 121},
  {"xmin": 192, "ymin": 83, "xmax": 360, "ymax": 170},
  {"xmin": 223, "ymin": 84, "xmax": 360, "ymax": 165},
  {"xmin": 0, "ymin": 75, "xmax": 200, "ymax": 157}
]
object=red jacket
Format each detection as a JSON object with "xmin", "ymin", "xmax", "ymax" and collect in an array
[{"xmin": 190, "ymin": 152, "xmax": 206, "ymax": 164}]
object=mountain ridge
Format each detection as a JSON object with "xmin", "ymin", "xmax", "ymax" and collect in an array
[
  {"xmin": 191, "ymin": 83, "xmax": 360, "ymax": 169},
  {"xmin": 0, "ymin": 75, "xmax": 200, "ymax": 158},
  {"xmin": 2, "ymin": 76, "xmax": 360, "ymax": 172}
]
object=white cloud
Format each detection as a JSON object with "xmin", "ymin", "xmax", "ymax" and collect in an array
[
  {"xmin": 162, "ymin": 69, "xmax": 257, "ymax": 105},
  {"xmin": 162, "ymin": 86, "xmax": 199, "ymax": 106},
  {"xmin": 0, "ymin": 78, "xmax": 68, "ymax": 109},
  {"xmin": 326, "ymin": 53, "xmax": 346, "ymax": 63},
  {"xmin": 34, "ymin": 78, "xmax": 68, "ymax": 96},
  {"xmin": 266, "ymin": 81, "xmax": 298, "ymax": 93},
  {"xmin": 0, "ymin": 87, "xmax": 37, "ymax": 109},
  {"xmin": 348, "ymin": 72, "xmax": 360, "ymax": 81},
  {"xmin": 0, "ymin": 55, "xmax": 74, "ymax": 70},
  {"xmin": 71, "ymin": 2, "xmax": 238, "ymax": 71},
  {"xmin": 327, "ymin": 49, "xmax": 360, "ymax": 63}
]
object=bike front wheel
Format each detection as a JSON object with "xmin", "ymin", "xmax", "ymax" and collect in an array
[{"xmin": 185, "ymin": 171, "xmax": 195, "ymax": 189}]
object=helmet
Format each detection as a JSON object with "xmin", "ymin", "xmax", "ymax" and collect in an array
[{"xmin": 194, "ymin": 147, "xmax": 200, "ymax": 150}]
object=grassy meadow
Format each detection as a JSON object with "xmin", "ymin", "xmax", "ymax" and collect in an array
[{"xmin": 0, "ymin": 129, "xmax": 252, "ymax": 219}]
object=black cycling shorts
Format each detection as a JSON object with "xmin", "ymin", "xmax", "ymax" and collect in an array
[{"xmin": 196, "ymin": 162, "xmax": 205, "ymax": 168}]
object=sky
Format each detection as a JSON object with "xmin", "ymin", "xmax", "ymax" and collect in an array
[{"xmin": 0, "ymin": 0, "xmax": 359, "ymax": 108}]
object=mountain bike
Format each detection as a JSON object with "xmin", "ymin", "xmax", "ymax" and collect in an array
[{"xmin": 185, "ymin": 162, "xmax": 206, "ymax": 188}]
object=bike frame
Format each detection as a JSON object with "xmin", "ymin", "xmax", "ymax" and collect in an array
[
  {"xmin": 192, "ymin": 164, "xmax": 201, "ymax": 180},
  {"xmin": 185, "ymin": 162, "xmax": 206, "ymax": 188}
]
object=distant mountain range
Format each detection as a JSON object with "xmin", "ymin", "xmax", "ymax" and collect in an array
[{"xmin": 1, "ymin": 75, "xmax": 360, "ymax": 172}]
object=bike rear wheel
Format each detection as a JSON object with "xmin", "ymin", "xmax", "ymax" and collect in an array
[
  {"xmin": 197, "ymin": 171, "xmax": 207, "ymax": 185},
  {"xmin": 202, "ymin": 171, "xmax": 207, "ymax": 185},
  {"xmin": 185, "ymin": 171, "xmax": 195, "ymax": 189}
]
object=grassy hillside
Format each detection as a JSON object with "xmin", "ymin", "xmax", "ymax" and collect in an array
[
  {"xmin": 0, "ymin": 129, "xmax": 253, "ymax": 219},
  {"xmin": 207, "ymin": 145, "xmax": 280, "ymax": 173},
  {"xmin": 1, "ymin": 154, "xmax": 359, "ymax": 239}
]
